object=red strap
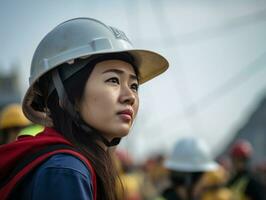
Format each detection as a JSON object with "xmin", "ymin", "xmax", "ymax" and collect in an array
[{"xmin": 0, "ymin": 149, "xmax": 97, "ymax": 200}]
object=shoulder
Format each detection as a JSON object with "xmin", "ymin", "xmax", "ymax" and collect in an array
[
  {"xmin": 38, "ymin": 153, "xmax": 92, "ymax": 178},
  {"xmin": 17, "ymin": 153, "xmax": 94, "ymax": 200}
]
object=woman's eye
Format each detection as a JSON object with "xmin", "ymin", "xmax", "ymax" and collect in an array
[
  {"xmin": 106, "ymin": 77, "xmax": 119, "ymax": 84},
  {"xmin": 131, "ymin": 83, "xmax": 139, "ymax": 92}
]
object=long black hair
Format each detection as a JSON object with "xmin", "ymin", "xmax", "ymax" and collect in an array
[{"xmin": 37, "ymin": 53, "xmax": 138, "ymax": 200}]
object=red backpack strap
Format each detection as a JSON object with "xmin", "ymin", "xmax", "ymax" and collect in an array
[{"xmin": 0, "ymin": 144, "xmax": 97, "ymax": 200}]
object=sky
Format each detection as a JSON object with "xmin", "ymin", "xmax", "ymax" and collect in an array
[{"xmin": 1, "ymin": 0, "xmax": 266, "ymax": 161}]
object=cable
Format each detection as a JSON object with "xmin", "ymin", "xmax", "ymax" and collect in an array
[
  {"xmin": 150, "ymin": 0, "xmax": 204, "ymax": 133},
  {"xmin": 135, "ymin": 7, "xmax": 266, "ymax": 46}
]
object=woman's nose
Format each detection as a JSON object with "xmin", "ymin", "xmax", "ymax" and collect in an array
[{"xmin": 119, "ymin": 85, "xmax": 136, "ymax": 105}]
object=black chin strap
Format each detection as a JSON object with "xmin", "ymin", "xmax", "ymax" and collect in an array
[
  {"xmin": 52, "ymin": 69, "xmax": 121, "ymax": 147},
  {"xmin": 78, "ymin": 116, "xmax": 121, "ymax": 146}
]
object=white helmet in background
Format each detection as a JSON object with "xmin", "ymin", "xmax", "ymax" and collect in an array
[{"xmin": 164, "ymin": 137, "xmax": 218, "ymax": 172}]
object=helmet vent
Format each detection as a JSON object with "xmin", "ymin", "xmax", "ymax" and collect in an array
[{"xmin": 109, "ymin": 26, "xmax": 131, "ymax": 43}]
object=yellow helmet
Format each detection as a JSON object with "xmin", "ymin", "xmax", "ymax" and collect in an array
[{"xmin": 0, "ymin": 104, "xmax": 31, "ymax": 130}]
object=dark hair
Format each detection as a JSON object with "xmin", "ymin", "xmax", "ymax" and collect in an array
[{"xmin": 38, "ymin": 53, "xmax": 138, "ymax": 200}]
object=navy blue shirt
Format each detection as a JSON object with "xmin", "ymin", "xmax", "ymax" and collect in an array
[{"xmin": 14, "ymin": 154, "xmax": 94, "ymax": 200}]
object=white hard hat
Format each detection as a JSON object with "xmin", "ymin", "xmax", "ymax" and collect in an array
[{"xmin": 164, "ymin": 137, "xmax": 219, "ymax": 172}]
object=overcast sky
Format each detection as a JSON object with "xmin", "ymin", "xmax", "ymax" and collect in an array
[{"xmin": 1, "ymin": 0, "xmax": 266, "ymax": 161}]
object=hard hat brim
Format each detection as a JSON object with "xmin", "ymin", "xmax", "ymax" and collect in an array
[
  {"xmin": 127, "ymin": 49, "xmax": 169, "ymax": 84},
  {"xmin": 164, "ymin": 160, "xmax": 219, "ymax": 172}
]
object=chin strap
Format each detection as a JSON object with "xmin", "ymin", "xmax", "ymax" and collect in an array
[
  {"xmin": 78, "ymin": 117, "xmax": 121, "ymax": 147},
  {"xmin": 52, "ymin": 69, "xmax": 121, "ymax": 147}
]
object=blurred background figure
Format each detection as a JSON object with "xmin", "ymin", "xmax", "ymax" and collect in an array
[
  {"xmin": 114, "ymin": 149, "xmax": 143, "ymax": 200},
  {"xmin": 227, "ymin": 139, "xmax": 265, "ymax": 200},
  {"xmin": 195, "ymin": 166, "xmax": 231, "ymax": 200},
  {"xmin": 254, "ymin": 160, "xmax": 266, "ymax": 190},
  {"xmin": 0, "ymin": 103, "xmax": 31, "ymax": 144},
  {"xmin": 114, "ymin": 149, "xmax": 170, "ymax": 200},
  {"xmin": 141, "ymin": 154, "xmax": 170, "ymax": 200},
  {"xmin": 160, "ymin": 137, "xmax": 231, "ymax": 200}
]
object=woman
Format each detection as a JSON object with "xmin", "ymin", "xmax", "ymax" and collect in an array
[{"xmin": 0, "ymin": 18, "xmax": 168, "ymax": 200}]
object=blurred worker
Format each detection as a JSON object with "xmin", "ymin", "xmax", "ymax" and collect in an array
[
  {"xmin": 0, "ymin": 103, "xmax": 31, "ymax": 144},
  {"xmin": 195, "ymin": 166, "xmax": 232, "ymax": 200},
  {"xmin": 160, "ymin": 137, "xmax": 231, "ymax": 200},
  {"xmin": 145, "ymin": 154, "xmax": 169, "ymax": 194},
  {"xmin": 254, "ymin": 161, "xmax": 266, "ymax": 189},
  {"xmin": 227, "ymin": 139, "xmax": 265, "ymax": 200},
  {"xmin": 114, "ymin": 149, "xmax": 142, "ymax": 200}
]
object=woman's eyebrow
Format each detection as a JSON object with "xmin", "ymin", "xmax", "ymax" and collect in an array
[{"xmin": 102, "ymin": 69, "xmax": 138, "ymax": 81}]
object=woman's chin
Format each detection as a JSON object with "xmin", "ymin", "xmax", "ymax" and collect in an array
[{"xmin": 108, "ymin": 127, "xmax": 130, "ymax": 139}]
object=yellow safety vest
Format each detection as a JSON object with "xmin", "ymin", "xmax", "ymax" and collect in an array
[{"xmin": 230, "ymin": 176, "xmax": 249, "ymax": 200}]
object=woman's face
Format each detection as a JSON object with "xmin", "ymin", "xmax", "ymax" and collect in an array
[{"xmin": 79, "ymin": 59, "xmax": 139, "ymax": 141}]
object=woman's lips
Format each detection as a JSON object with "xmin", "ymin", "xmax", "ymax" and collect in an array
[
  {"xmin": 118, "ymin": 113, "xmax": 132, "ymax": 122},
  {"xmin": 117, "ymin": 109, "xmax": 133, "ymax": 122}
]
